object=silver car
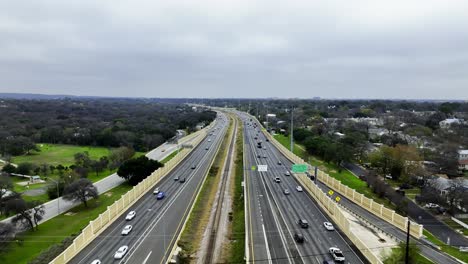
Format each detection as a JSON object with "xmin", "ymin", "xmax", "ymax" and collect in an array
[
  {"xmin": 121, "ymin": 225, "xmax": 133, "ymax": 235},
  {"xmin": 114, "ymin": 245, "xmax": 129, "ymax": 259}
]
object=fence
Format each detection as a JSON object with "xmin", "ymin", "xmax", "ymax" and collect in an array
[{"xmin": 50, "ymin": 124, "xmax": 212, "ymax": 264}]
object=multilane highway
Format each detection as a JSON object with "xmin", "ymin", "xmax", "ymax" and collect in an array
[
  {"xmin": 69, "ymin": 113, "xmax": 229, "ymax": 264},
  {"xmin": 241, "ymin": 112, "xmax": 364, "ymax": 264}
]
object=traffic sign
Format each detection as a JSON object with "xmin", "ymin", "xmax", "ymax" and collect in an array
[
  {"xmin": 335, "ymin": 196, "xmax": 341, "ymax": 202},
  {"xmin": 258, "ymin": 165, "xmax": 268, "ymax": 172},
  {"xmin": 292, "ymin": 164, "xmax": 308, "ymax": 173},
  {"xmin": 328, "ymin": 190, "xmax": 334, "ymax": 196},
  {"xmin": 251, "ymin": 165, "xmax": 256, "ymax": 171}
]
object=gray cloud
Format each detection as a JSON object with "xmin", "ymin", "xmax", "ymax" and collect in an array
[{"xmin": 1, "ymin": 0, "xmax": 468, "ymax": 99}]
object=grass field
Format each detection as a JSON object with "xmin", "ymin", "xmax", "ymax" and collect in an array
[
  {"xmin": 0, "ymin": 183, "xmax": 133, "ymax": 264},
  {"xmin": 12, "ymin": 144, "xmax": 113, "ymax": 166},
  {"xmin": 423, "ymin": 229, "xmax": 468, "ymax": 263}
]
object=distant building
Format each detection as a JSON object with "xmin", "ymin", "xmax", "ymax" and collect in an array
[{"xmin": 459, "ymin": 150, "xmax": 468, "ymax": 171}]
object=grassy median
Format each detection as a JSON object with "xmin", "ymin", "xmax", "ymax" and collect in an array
[
  {"xmin": 177, "ymin": 116, "xmax": 234, "ymax": 262},
  {"xmin": 225, "ymin": 117, "xmax": 245, "ymax": 263}
]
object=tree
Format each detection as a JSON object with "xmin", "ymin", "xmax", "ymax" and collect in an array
[
  {"xmin": 6, "ymin": 197, "xmax": 44, "ymax": 231},
  {"xmin": 63, "ymin": 178, "xmax": 98, "ymax": 208},
  {"xmin": 16, "ymin": 162, "xmax": 35, "ymax": 175},
  {"xmin": 446, "ymin": 178, "xmax": 467, "ymax": 213},
  {"xmin": 49, "ymin": 165, "xmax": 56, "ymax": 174},
  {"xmin": 74, "ymin": 152, "xmax": 91, "ymax": 168},
  {"xmin": 40, "ymin": 163, "xmax": 49, "ymax": 176},
  {"xmin": 1, "ymin": 164, "xmax": 16, "ymax": 174},
  {"xmin": 56, "ymin": 164, "xmax": 65, "ymax": 176},
  {"xmin": 117, "ymin": 156, "xmax": 163, "ymax": 185}
]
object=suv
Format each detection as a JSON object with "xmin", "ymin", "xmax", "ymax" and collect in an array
[
  {"xmin": 298, "ymin": 219, "xmax": 309, "ymax": 228},
  {"xmin": 293, "ymin": 233, "xmax": 304, "ymax": 243},
  {"xmin": 329, "ymin": 247, "xmax": 345, "ymax": 262}
]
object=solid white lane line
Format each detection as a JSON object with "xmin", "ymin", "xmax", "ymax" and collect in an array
[{"xmin": 142, "ymin": 251, "xmax": 152, "ymax": 264}]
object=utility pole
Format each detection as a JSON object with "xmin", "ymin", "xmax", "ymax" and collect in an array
[
  {"xmin": 290, "ymin": 107, "xmax": 294, "ymax": 153},
  {"xmin": 405, "ymin": 218, "xmax": 410, "ymax": 264}
]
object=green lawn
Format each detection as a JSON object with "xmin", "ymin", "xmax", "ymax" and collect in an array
[
  {"xmin": 423, "ymin": 229, "xmax": 468, "ymax": 263},
  {"xmin": 0, "ymin": 183, "xmax": 133, "ymax": 264},
  {"xmin": 273, "ymin": 134, "xmax": 307, "ymax": 158},
  {"xmin": 442, "ymin": 218, "xmax": 468, "ymax": 236},
  {"xmin": 161, "ymin": 151, "xmax": 178, "ymax": 164},
  {"xmin": 12, "ymin": 143, "xmax": 113, "ymax": 166}
]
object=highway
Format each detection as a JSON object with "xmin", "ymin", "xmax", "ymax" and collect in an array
[
  {"xmin": 242, "ymin": 113, "xmax": 365, "ymax": 264},
  {"xmin": 69, "ymin": 113, "xmax": 229, "ymax": 264}
]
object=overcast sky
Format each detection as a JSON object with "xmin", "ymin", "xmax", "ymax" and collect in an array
[{"xmin": 1, "ymin": 0, "xmax": 468, "ymax": 99}]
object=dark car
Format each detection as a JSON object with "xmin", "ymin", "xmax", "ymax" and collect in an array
[
  {"xmin": 191, "ymin": 165, "xmax": 196, "ymax": 169},
  {"xmin": 293, "ymin": 233, "xmax": 304, "ymax": 243},
  {"xmin": 298, "ymin": 219, "xmax": 309, "ymax": 228},
  {"xmin": 323, "ymin": 260, "xmax": 335, "ymax": 264},
  {"xmin": 180, "ymin": 178, "xmax": 186, "ymax": 183}
]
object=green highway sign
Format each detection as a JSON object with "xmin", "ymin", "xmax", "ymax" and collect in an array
[{"xmin": 292, "ymin": 164, "xmax": 308, "ymax": 173}]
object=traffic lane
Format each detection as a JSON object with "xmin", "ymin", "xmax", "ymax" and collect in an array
[
  {"xmin": 126, "ymin": 116, "xmax": 228, "ymax": 263},
  {"xmin": 70, "ymin": 118, "xmax": 226, "ymax": 263},
  {"xmin": 245, "ymin": 130, "xmax": 291, "ymax": 263},
  {"xmin": 70, "ymin": 146, "xmax": 210, "ymax": 263},
  {"xmin": 260, "ymin": 135, "xmax": 365, "ymax": 264},
  {"xmin": 245, "ymin": 140, "xmax": 271, "ymax": 263},
  {"xmin": 261, "ymin": 155, "xmax": 363, "ymax": 264}
]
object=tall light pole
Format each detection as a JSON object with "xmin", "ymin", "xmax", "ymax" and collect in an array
[{"xmin": 290, "ymin": 107, "xmax": 294, "ymax": 153}]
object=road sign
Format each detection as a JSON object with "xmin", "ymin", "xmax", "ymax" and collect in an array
[
  {"xmin": 251, "ymin": 166, "xmax": 256, "ymax": 171},
  {"xmin": 258, "ymin": 165, "xmax": 268, "ymax": 172},
  {"xmin": 328, "ymin": 190, "xmax": 334, "ymax": 196},
  {"xmin": 335, "ymin": 196, "xmax": 341, "ymax": 202},
  {"xmin": 292, "ymin": 164, "xmax": 308, "ymax": 173}
]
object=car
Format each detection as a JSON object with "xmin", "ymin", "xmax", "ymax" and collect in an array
[
  {"xmin": 257, "ymin": 154, "xmax": 261, "ymax": 158},
  {"xmin": 263, "ymin": 155, "xmax": 267, "ymax": 158},
  {"xmin": 285, "ymin": 171, "xmax": 291, "ymax": 176},
  {"xmin": 322, "ymin": 260, "xmax": 336, "ymax": 264},
  {"xmin": 266, "ymin": 138, "xmax": 269, "ymax": 142},
  {"xmin": 263, "ymin": 147, "xmax": 266, "ymax": 150},
  {"xmin": 277, "ymin": 161, "xmax": 282, "ymax": 165},
  {"xmin": 298, "ymin": 219, "xmax": 309, "ymax": 228},
  {"xmin": 329, "ymin": 247, "xmax": 345, "ymax": 262},
  {"xmin": 121, "ymin": 225, "xmax": 133, "ymax": 235},
  {"xmin": 205, "ymin": 147, "xmax": 209, "ymax": 150},
  {"xmin": 153, "ymin": 187, "xmax": 160, "ymax": 194},
  {"xmin": 254, "ymin": 136, "xmax": 258, "ymax": 140},
  {"xmin": 174, "ymin": 176, "xmax": 179, "ymax": 181},
  {"xmin": 191, "ymin": 165, "xmax": 196, "ymax": 169},
  {"xmin": 125, "ymin": 211, "xmax": 136, "ymax": 221},
  {"xmin": 324, "ymin": 222, "xmax": 335, "ymax": 231},
  {"xmin": 385, "ymin": 174, "xmax": 393, "ymax": 179},
  {"xmin": 114, "ymin": 245, "xmax": 129, "ymax": 259},
  {"xmin": 274, "ymin": 177, "xmax": 281, "ymax": 183},
  {"xmin": 296, "ymin": 186, "xmax": 303, "ymax": 192},
  {"xmin": 161, "ymin": 149, "xmax": 166, "ymax": 152},
  {"xmin": 208, "ymin": 139, "xmax": 211, "ymax": 142},
  {"xmin": 293, "ymin": 233, "xmax": 305, "ymax": 243},
  {"xmin": 424, "ymin": 203, "xmax": 439, "ymax": 209},
  {"xmin": 283, "ymin": 189, "xmax": 290, "ymax": 195},
  {"xmin": 91, "ymin": 260, "xmax": 101, "ymax": 264},
  {"xmin": 180, "ymin": 177, "xmax": 186, "ymax": 183},
  {"xmin": 157, "ymin": 192, "xmax": 165, "ymax": 200}
]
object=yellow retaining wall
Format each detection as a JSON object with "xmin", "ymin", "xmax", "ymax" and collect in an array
[{"xmin": 50, "ymin": 122, "xmax": 213, "ymax": 264}]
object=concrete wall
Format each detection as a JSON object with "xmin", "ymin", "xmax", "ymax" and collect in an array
[{"xmin": 50, "ymin": 123, "xmax": 212, "ymax": 264}]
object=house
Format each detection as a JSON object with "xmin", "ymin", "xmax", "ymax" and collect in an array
[
  {"xmin": 459, "ymin": 150, "xmax": 468, "ymax": 171},
  {"xmin": 439, "ymin": 118, "xmax": 464, "ymax": 129}
]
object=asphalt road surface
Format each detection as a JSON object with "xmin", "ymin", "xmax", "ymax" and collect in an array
[
  {"xmin": 69, "ymin": 113, "xmax": 229, "ymax": 264},
  {"xmin": 241, "ymin": 113, "xmax": 365, "ymax": 264}
]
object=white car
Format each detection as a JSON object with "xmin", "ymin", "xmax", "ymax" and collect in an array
[
  {"xmin": 424, "ymin": 203, "xmax": 439, "ymax": 209},
  {"xmin": 329, "ymin": 247, "xmax": 345, "ymax": 262},
  {"xmin": 296, "ymin": 186, "xmax": 303, "ymax": 192},
  {"xmin": 114, "ymin": 245, "xmax": 129, "ymax": 259},
  {"xmin": 125, "ymin": 211, "xmax": 136, "ymax": 221},
  {"xmin": 121, "ymin": 225, "xmax": 133, "ymax": 235},
  {"xmin": 90, "ymin": 260, "xmax": 101, "ymax": 264},
  {"xmin": 283, "ymin": 189, "xmax": 291, "ymax": 195},
  {"xmin": 324, "ymin": 222, "xmax": 335, "ymax": 231},
  {"xmin": 285, "ymin": 171, "xmax": 291, "ymax": 176},
  {"xmin": 153, "ymin": 187, "xmax": 160, "ymax": 194}
]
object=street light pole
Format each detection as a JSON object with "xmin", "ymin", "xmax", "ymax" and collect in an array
[
  {"xmin": 405, "ymin": 218, "xmax": 410, "ymax": 264},
  {"xmin": 290, "ymin": 107, "xmax": 294, "ymax": 153}
]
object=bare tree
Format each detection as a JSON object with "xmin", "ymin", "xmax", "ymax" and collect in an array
[
  {"xmin": 63, "ymin": 178, "xmax": 98, "ymax": 208},
  {"xmin": 6, "ymin": 198, "xmax": 35, "ymax": 230},
  {"xmin": 0, "ymin": 222, "xmax": 15, "ymax": 253}
]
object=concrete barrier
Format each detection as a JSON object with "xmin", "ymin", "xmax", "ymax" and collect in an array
[{"xmin": 49, "ymin": 123, "xmax": 213, "ymax": 264}]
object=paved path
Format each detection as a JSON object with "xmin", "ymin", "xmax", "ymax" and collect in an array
[{"xmin": 1, "ymin": 132, "xmax": 202, "ymax": 227}]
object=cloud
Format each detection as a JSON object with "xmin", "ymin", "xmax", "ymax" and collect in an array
[{"xmin": 0, "ymin": 0, "xmax": 468, "ymax": 99}]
